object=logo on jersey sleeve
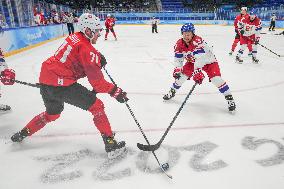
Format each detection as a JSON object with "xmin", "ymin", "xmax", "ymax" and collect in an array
[{"xmin": 69, "ymin": 34, "xmax": 80, "ymax": 45}]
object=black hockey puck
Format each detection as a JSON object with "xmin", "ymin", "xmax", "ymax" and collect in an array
[{"xmin": 162, "ymin": 163, "xmax": 169, "ymax": 171}]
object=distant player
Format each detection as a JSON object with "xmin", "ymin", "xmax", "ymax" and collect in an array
[
  {"xmin": 229, "ymin": 7, "xmax": 250, "ymax": 56},
  {"xmin": 236, "ymin": 10, "xmax": 262, "ymax": 64},
  {"xmin": 10, "ymin": 13, "xmax": 128, "ymax": 159},
  {"xmin": 269, "ymin": 13, "xmax": 277, "ymax": 31},
  {"xmin": 105, "ymin": 14, "xmax": 117, "ymax": 41},
  {"xmin": 0, "ymin": 48, "xmax": 15, "ymax": 113},
  {"xmin": 163, "ymin": 23, "xmax": 236, "ymax": 113},
  {"xmin": 151, "ymin": 16, "xmax": 159, "ymax": 33}
]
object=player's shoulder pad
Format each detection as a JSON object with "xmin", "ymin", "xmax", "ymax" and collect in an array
[
  {"xmin": 255, "ymin": 17, "xmax": 261, "ymax": 24},
  {"xmin": 192, "ymin": 35, "xmax": 203, "ymax": 46},
  {"xmin": 176, "ymin": 38, "xmax": 183, "ymax": 45},
  {"xmin": 174, "ymin": 38, "xmax": 184, "ymax": 49}
]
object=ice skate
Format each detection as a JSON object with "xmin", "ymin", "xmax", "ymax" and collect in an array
[
  {"xmin": 235, "ymin": 56, "xmax": 243, "ymax": 64},
  {"xmin": 248, "ymin": 52, "xmax": 252, "ymax": 56},
  {"xmin": 229, "ymin": 51, "xmax": 233, "ymax": 56},
  {"xmin": 11, "ymin": 128, "xmax": 29, "ymax": 142},
  {"xmin": 102, "ymin": 134, "xmax": 126, "ymax": 159},
  {"xmin": 0, "ymin": 104, "xmax": 11, "ymax": 113},
  {"xmin": 252, "ymin": 56, "xmax": 259, "ymax": 64},
  {"xmin": 225, "ymin": 95, "xmax": 236, "ymax": 114},
  {"xmin": 163, "ymin": 88, "xmax": 176, "ymax": 100}
]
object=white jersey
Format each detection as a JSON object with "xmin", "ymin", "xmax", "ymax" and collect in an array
[
  {"xmin": 151, "ymin": 18, "xmax": 159, "ymax": 25},
  {"xmin": 271, "ymin": 15, "xmax": 277, "ymax": 21},
  {"xmin": 238, "ymin": 16, "xmax": 262, "ymax": 37},
  {"xmin": 0, "ymin": 54, "xmax": 8, "ymax": 72},
  {"xmin": 174, "ymin": 35, "xmax": 217, "ymax": 70},
  {"xmin": 0, "ymin": 51, "xmax": 8, "ymax": 96}
]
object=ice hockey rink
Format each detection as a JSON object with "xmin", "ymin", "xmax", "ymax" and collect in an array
[{"xmin": 0, "ymin": 24, "xmax": 284, "ymax": 189}]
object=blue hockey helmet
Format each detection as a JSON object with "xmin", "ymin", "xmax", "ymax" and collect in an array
[
  {"xmin": 249, "ymin": 9, "xmax": 257, "ymax": 16},
  {"xmin": 181, "ymin": 23, "xmax": 195, "ymax": 34}
]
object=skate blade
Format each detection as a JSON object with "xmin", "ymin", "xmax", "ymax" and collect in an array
[
  {"xmin": 0, "ymin": 109, "xmax": 12, "ymax": 115},
  {"xmin": 107, "ymin": 146, "xmax": 127, "ymax": 159},
  {"xmin": 235, "ymin": 61, "xmax": 243, "ymax": 64},
  {"xmin": 229, "ymin": 110, "xmax": 236, "ymax": 115}
]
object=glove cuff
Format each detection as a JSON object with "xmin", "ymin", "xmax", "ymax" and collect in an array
[
  {"xmin": 109, "ymin": 85, "xmax": 117, "ymax": 96},
  {"xmin": 109, "ymin": 85, "xmax": 122, "ymax": 98},
  {"xmin": 193, "ymin": 68, "xmax": 201, "ymax": 75}
]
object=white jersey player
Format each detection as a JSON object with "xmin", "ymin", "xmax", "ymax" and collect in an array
[
  {"xmin": 0, "ymin": 48, "xmax": 16, "ymax": 112},
  {"xmin": 163, "ymin": 23, "xmax": 236, "ymax": 113}
]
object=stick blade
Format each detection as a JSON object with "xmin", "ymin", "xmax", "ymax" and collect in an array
[{"xmin": 137, "ymin": 142, "xmax": 161, "ymax": 151}]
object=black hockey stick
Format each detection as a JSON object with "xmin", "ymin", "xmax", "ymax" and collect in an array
[
  {"xmin": 103, "ymin": 67, "xmax": 173, "ymax": 179},
  {"xmin": 258, "ymin": 43, "xmax": 283, "ymax": 57},
  {"xmin": 14, "ymin": 79, "xmax": 41, "ymax": 88},
  {"xmin": 137, "ymin": 82, "xmax": 198, "ymax": 151}
]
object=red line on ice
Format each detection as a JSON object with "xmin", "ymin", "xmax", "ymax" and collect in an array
[{"xmin": 33, "ymin": 122, "xmax": 284, "ymax": 139}]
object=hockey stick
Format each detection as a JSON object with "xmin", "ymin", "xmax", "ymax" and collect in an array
[
  {"xmin": 103, "ymin": 67, "xmax": 173, "ymax": 179},
  {"xmin": 14, "ymin": 80, "xmax": 41, "ymax": 88},
  {"xmin": 258, "ymin": 43, "xmax": 283, "ymax": 57},
  {"xmin": 137, "ymin": 82, "xmax": 198, "ymax": 151}
]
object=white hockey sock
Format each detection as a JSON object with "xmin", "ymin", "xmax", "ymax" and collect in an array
[
  {"xmin": 172, "ymin": 74, "xmax": 188, "ymax": 90},
  {"xmin": 211, "ymin": 76, "xmax": 232, "ymax": 96}
]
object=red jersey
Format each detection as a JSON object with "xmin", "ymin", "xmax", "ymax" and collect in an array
[
  {"xmin": 39, "ymin": 32, "xmax": 114, "ymax": 93},
  {"xmin": 105, "ymin": 18, "xmax": 115, "ymax": 29},
  {"xmin": 234, "ymin": 13, "xmax": 249, "ymax": 29}
]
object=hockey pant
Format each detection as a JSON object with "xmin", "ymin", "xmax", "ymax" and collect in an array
[
  {"xmin": 105, "ymin": 28, "xmax": 116, "ymax": 39},
  {"xmin": 22, "ymin": 83, "xmax": 113, "ymax": 137},
  {"xmin": 232, "ymin": 37, "xmax": 252, "ymax": 53},
  {"xmin": 237, "ymin": 36, "xmax": 257, "ymax": 58}
]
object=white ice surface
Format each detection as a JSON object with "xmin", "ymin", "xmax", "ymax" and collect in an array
[{"xmin": 0, "ymin": 25, "xmax": 284, "ymax": 189}]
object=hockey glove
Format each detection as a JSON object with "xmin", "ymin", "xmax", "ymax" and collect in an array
[
  {"xmin": 240, "ymin": 30, "xmax": 245, "ymax": 35},
  {"xmin": 173, "ymin": 67, "xmax": 183, "ymax": 79},
  {"xmin": 99, "ymin": 53, "xmax": 107, "ymax": 69},
  {"xmin": 192, "ymin": 69, "xmax": 205, "ymax": 85},
  {"xmin": 109, "ymin": 85, "xmax": 129, "ymax": 103},
  {"xmin": 0, "ymin": 69, "xmax": 15, "ymax": 85}
]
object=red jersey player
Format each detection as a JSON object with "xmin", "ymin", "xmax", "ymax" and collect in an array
[
  {"xmin": 163, "ymin": 23, "xmax": 236, "ymax": 113},
  {"xmin": 236, "ymin": 10, "xmax": 262, "ymax": 64},
  {"xmin": 0, "ymin": 48, "xmax": 15, "ymax": 112},
  {"xmin": 105, "ymin": 14, "xmax": 117, "ymax": 41},
  {"xmin": 229, "ymin": 7, "xmax": 250, "ymax": 56},
  {"xmin": 10, "ymin": 13, "xmax": 128, "ymax": 159}
]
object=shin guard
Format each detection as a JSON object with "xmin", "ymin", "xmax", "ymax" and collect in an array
[
  {"xmin": 24, "ymin": 112, "xmax": 60, "ymax": 136},
  {"xmin": 231, "ymin": 38, "xmax": 239, "ymax": 52},
  {"xmin": 88, "ymin": 99, "xmax": 112, "ymax": 136}
]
